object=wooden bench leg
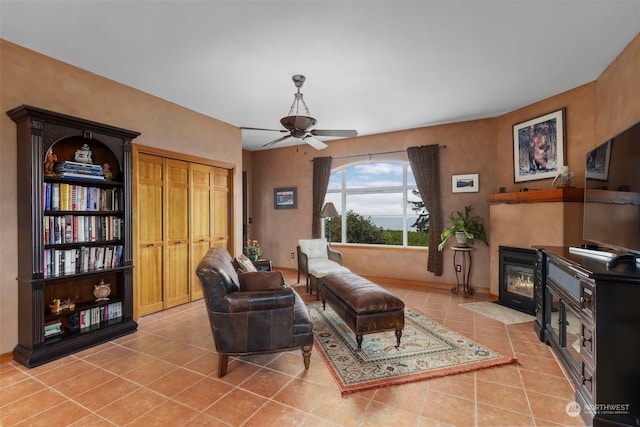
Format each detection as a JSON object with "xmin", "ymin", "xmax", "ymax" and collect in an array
[
  {"xmin": 395, "ymin": 329, "xmax": 402, "ymax": 349},
  {"xmin": 217, "ymin": 354, "xmax": 229, "ymax": 378},
  {"xmin": 301, "ymin": 345, "xmax": 312, "ymax": 369}
]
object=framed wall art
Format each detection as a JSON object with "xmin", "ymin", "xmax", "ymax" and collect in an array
[
  {"xmin": 451, "ymin": 174, "xmax": 479, "ymax": 193},
  {"xmin": 274, "ymin": 187, "xmax": 297, "ymax": 209},
  {"xmin": 513, "ymin": 108, "xmax": 565, "ymax": 183}
]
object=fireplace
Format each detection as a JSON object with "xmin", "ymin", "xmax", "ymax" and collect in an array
[{"xmin": 499, "ymin": 246, "xmax": 535, "ymax": 315}]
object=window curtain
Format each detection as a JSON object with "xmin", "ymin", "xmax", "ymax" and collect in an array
[
  {"xmin": 311, "ymin": 156, "xmax": 332, "ymax": 238},
  {"xmin": 407, "ymin": 145, "xmax": 443, "ymax": 275}
]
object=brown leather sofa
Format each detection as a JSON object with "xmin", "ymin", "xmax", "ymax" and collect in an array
[{"xmin": 196, "ymin": 247, "xmax": 313, "ymax": 377}]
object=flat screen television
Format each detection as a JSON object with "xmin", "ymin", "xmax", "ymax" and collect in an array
[{"xmin": 580, "ymin": 120, "xmax": 640, "ymax": 268}]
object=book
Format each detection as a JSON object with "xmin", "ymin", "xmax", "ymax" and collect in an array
[
  {"xmin": 59, "ymin": 183, "xmax": 69, "ymax": 210},
  {"xmin": 56, "ymin": 171, "xmax": 105, "ymax": 181},
  {"xmin": 51, "ymin": 183, "xmax": 60, "ymax": 210},
  {"xmin": 54, "ymin": 160, "xmax": 104, "ymax": 171}
]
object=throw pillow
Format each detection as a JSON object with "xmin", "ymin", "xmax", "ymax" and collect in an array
[
  {"xmin": 238, "ymin": 271, "xmax": 285, "ymax": 291},
  {"xmin": 235, "ymin": 253, "xmax": 257, "ymax": 273}
]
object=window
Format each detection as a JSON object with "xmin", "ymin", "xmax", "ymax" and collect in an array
[{"xmin": 324, "ymin": 161, "xmax": 428, "ymax": 247}]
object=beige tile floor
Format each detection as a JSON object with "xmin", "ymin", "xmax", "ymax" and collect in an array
[{"xmin": 0, "ymin": 270, "xmax": 587, "ymax": 426}]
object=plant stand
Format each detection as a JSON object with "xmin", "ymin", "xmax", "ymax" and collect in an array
[{"xmin": 451, "ymin": 246, "xmax": 474, "ymax": 296}]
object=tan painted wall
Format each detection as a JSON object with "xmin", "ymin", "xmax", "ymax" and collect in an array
[
  {"xmin": 0, "ymin": 40, "xmax": 243, "ymax": 355},
  {"xmin": 596, "ymin": 33, "xmax": 640, "ymax": 144}
]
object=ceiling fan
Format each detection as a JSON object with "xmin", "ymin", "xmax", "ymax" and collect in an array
[{"xmin": 241, "ymin": 74, "xmax": 358, "ymax": 150}]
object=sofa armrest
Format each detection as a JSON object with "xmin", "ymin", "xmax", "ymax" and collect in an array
[
  {"xmin": 225, "ymin": 286, "xmax": 295, "ymax": 312},
  {"xmin": 327, "ymin": 246, "xmax": 343, "ymax": 265}
]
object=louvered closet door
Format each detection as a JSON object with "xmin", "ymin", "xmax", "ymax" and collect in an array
[
  {"xmin": 136, "ymin": 153, "xmax": 164, "ymax": 316},
  {"xmin": 190, "ymin": 163, "xmax": 212, "ymax": 300},
  {"xmin": 164, "ymin": 159, "xmax": 190, "ymax": 308},
  {"xmin": 212, "ymin": 167, "xmax": 230, "ymax": 249}
]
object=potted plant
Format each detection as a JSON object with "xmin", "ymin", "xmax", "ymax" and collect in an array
[
  {"xmin": 438, "ymin": 205, "xmax": 489, "ymax": 251},
  {"xmin": 244, "ymin": 239, "xmax": 262, "ymax": 261}
]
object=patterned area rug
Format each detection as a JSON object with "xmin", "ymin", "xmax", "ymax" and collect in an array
[
  {"xmin": 459, "ymin": 301, "xmax": 535, "ymax": 325},
  {"xmin": 308, "ymin": 304, "xmax": 517, "ymax": 394}
]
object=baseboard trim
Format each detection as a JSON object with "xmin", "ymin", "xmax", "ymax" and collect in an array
[{"xmin": 1, "ymin": 351, "xmax": 14, "ymax": 365}]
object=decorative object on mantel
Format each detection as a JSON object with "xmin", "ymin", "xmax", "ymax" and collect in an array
[
  {"xmin": 551, "ymin": 165, "xmax": 574, "ymax": 188},
  {"xmin": 244, "ymin": 239, "xmax": 262, "ymax": 261},
  {"xmin": 438, "ymin": 205, "xmax": 489, "ymax": 251},
  {"xmin": 513, "ymin": 108, "xmax": 565, "ymax": 183}
]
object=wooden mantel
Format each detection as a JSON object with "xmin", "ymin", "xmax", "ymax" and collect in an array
[{"xmin": 488, "ymin": 187, "xmax": 584, "ymax": 205}]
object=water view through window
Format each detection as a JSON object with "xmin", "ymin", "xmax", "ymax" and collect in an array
[{"xmin": 325, "ymin": 161, "xmax": 428, "ymax": 247}]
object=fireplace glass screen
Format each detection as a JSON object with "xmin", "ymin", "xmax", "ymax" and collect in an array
[
  {"xmin": 504, "ymin": 264, "xmax": 534, "ymax": 299},
  {"xmin": 498, "ymin": 246, "xmax": 536, "ymax": 315}
]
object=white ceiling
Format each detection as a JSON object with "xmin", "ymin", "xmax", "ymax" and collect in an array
[{"xmin": 1, "ymin": 1, "xmax": 639, "ymax": 151}]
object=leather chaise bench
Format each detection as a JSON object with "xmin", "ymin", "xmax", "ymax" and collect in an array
[{"xmin": 320, "ymin": 272, "xmax": 405, "ymax": 350}]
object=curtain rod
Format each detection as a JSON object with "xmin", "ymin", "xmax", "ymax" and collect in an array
[{"xmin": 311, "ymin": 145, "xmax": 446, "ymax": 162}]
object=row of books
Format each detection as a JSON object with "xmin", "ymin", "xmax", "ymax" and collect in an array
[
  {"xmin": 54, "ymin": 161, "xmax": 105, "ymax": 181},
  {"xmin": 44, "ymin": 320, "xmax": 63, "ymax": 337},
  {"xmin": 78, "ymin": 302, "xmax": 123, "ymax": 330},
  {"xmin": 44, "ymin": 245, "xmax": 123, "ymax": 277},
  {"xmin": 43, "ymin": 182, "xmax": 122, "ymax": 212},
  {"xmin": 44, "ymin": 215, "xmax": 122, "ymax": 245},
  {"xmin": 44, "ymin": 301, "xmax": 123, "ymax": 337}
]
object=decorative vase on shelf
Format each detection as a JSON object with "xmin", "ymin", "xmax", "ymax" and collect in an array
[{"xmin": 248, "ymin": 254, "xmax": 259, "ymax": 262}]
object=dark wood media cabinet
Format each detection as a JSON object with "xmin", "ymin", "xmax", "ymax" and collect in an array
[{"xmin": 535, "ymin": 247, "xmax": 640, "ymax": 427}]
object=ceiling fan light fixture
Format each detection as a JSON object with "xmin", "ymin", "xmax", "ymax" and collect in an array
[
  {"xmin": 280, "ymin": 115, "xmax": 317, "ymax": 133},
  {"xmin": 247, "ymin": 74, "xmax": 357, "ymax": 150}
]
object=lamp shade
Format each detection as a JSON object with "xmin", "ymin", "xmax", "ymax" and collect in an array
[{"xmin": 320, "ymin": 202, "xmax": 339, "ymax": 219}]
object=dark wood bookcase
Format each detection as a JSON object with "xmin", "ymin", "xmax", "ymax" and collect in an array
[{"xmin": 8, "ymin": 105, "xmax": 140, "ymax": 367}]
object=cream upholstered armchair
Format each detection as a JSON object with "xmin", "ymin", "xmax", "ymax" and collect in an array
[{"xmin": 297, "ymin": 238, "xmax": 350, "ymax": 296}]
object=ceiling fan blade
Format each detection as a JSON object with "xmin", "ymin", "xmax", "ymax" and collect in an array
[
  {"xmin": 310, "ymin": 129, "xmax": 358, "ymax": 137},
  {"xmin": 303, "ymin": 135, "xmax": 328, "ymax": 150},
  {"xmin": 262, "ymin": 134, "xmax": 293, "ymax": 147},
  {"xmin": 240, "ymin": 126, "xmax": 288, "ymax": 133}
]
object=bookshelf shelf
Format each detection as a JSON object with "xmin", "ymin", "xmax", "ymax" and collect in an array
[{"xmin": 8, "ymin": 105, "xmax": 140, "ymax": 367}]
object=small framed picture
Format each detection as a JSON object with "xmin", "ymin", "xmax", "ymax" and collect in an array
[
  {"xmin": 274, "ymin": 187, "xmax": 297, "ymax": 209},
  {"xmin": 452, "ymin": 174, "xmax": 479, "ymax": 193},
  {"xmin": 513, "ymin": 108, "xmax": 565, "ymax": 183}
]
